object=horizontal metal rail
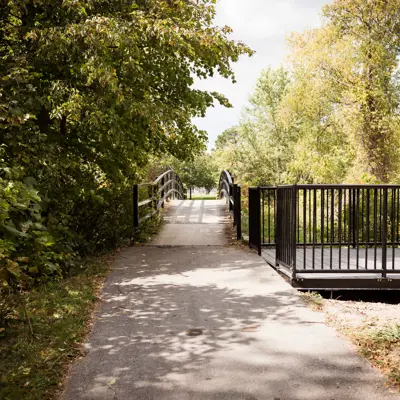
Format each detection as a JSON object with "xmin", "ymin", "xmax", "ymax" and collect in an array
[
  {"xmin": 157, "ymin": 188, "xmax": 184, "ymax": 208},
  {"xmin": 138, "ymin": 198, "xmax": 157, "ymax": 207},
  {"xmin": 133, "ymin": 168, "xmax": 185, "ymax": 231},
  {"xmin": 139, "ymin": 209, "xmax": 159, "ymax": 223},
  {"xmin": 267, "ymin": 184, "xmax": 400, "ymax": 189},
  {"xmin": 295, "ymin": 269, "xmax": 400, "ymax": 274}
]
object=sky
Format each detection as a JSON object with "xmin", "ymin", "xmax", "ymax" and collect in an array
[{"xmin": 193, "ymin": 0, "xmax": 330, "ymax": 149}]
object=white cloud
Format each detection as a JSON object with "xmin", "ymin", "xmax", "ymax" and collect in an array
[
  {"xmin": 192, "ymin": 0, "xmax": 330, "ymax": 149},
  {"xmin": 216, "ymin": 0, "xmax": 322, "ymax": 40}
]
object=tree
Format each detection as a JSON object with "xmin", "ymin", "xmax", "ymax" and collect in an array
[
  {"xmin": 283, "ymin": 0, "xmax": 400, "ymax": 183},
  {"xmin": 282, "ymin": 25, "xmax": 355, "ymax": 183},
  {"xmin": 215, "ymin": 0, "xmax": 400, "ymax": 185},
  {"xmin": 213, "ymin": 67, "xmax": 293, "ymax": 186},
  {"xmin": 0, "ymin": 0, "xmax": 252, "ymax": 282},
  {"xmin": 171, "ymin": 153, "xmax": 217, "ymax": 197},
  {"xmin": 214, "ymin": 127, "xmax": 240, "ymax": 150},
  {"xmin": 323, "ymin": 0, "xmax": 400, "ymax": 182}
]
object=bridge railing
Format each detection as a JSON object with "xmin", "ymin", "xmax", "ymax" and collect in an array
[
  {"xmin": 248, "ymin": 184, "xmax": 400, "ymax": 288},
  {"xmin": 133, "ymin": 168, "xmax": 185, "ymax": 230},
  {"xmin": 218, "ymin": 170, "xmax": 241, "ymax": 240}
]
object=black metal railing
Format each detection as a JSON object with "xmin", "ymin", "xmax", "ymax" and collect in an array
[
  {"xmin": 261, "ymin": 187, "xmax": 276, "ymax": 246},
  {"xmin": 249, "ymin": 185, "xmax": 400, "ymax": 282},
  {"xmin": 218, "ymin": 170, "xmax": 241, "ymax": 240},
  {"xmin": 275, "ymin": 186, "xmax": 296, "ymax": 278},
  {"xmin": 248, "ymin": 187, "xmax": 261, "ymax": 254},
  {"xmin": 133, "ymin": 168, "xmax": 185, "ymax": 230},
  {"xmin": 248, "ymin": 187, "xmax": 276, "ymax": 254}
]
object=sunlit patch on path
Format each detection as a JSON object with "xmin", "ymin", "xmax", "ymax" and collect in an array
[
  {"xmin": 153, "ymin": 199, "xmax": 230, "ymax": 246},
  {"xmin": 62, "ymin": 201, "xmax": 397, "ymax": 400}
]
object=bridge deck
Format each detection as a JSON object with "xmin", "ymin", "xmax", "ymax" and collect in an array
[
  {"xmin": 263, "ymin": 248, "xmax": 400, "ymax": 289},
  {"xmin": 152, "ymin": 199, "xmax": 229, "ymax": 246}
]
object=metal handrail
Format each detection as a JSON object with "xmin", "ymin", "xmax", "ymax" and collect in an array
[
  {"xmin": 248, "ymin": 184, "xmax": 400, "ymax": 284},
  {"xmin": 133, "ymin": 168, "xmax": 185, "ymax": 230},
  {"xmin": 260, "ymin": 184, "xmax": 400, "ymax": 189},
  {"xmin": 219, "ymin": 170, "xmax": 234, "ymax": 204},
  {"xmin": 218, "ymin": 170, "xmax": 242, "ymax": 240},
  {"xmin": 157, "ymin": 188, "xmax": 184, "ymax": 208},
  {"xmin": 222, "ymin": 170, "xmax": 233, "ymax": 185}
]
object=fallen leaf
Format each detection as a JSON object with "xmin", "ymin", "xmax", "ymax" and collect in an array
[{"xmin": 241, "ymin": 324, "xmax": 260, "ymax": 332}]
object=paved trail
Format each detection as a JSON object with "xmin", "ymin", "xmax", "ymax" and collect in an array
[
  {"xmin": 153, "ymin": 199, "xmax": 229, "ymax": 246},
  {"xmin": 62, "ymin": 200, "xmax": 398, "ymax": 400}
]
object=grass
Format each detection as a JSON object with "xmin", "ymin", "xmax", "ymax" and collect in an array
[
  {"xmin": 0, "ymin": 215, "xmax": 163, "ymax": 400},
  {"xmin": 241, "ymin": 209, "xmax": 249, "ymax": 238},
  {"xmin": 351, "ymin": 324, "xmax": 400, "ymax": 389},
  {"xmin": 190, "ymin": 195, "xmax": 217, "ymax": 200},
  {"xmin": 302, "ymin": 290, "xmax": 399, "ymax": 390},
  {"xmin": 326, "ymin": 307, "xmax": 400, "ymax": 392},
  {"xmin": 0, "ymin": 257, "xmax": 112, "ymax": 400},
  {"xmin": 301, "ymin": 291, "xmax": 324, "ymax": 311},
  {"xmin": 134, "ymin": 213, "xmax": 164, "ymax": 242}
]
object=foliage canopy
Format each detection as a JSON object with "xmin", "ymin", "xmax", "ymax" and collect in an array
[
  {"xmin": 214, "ymin": 0, "xmax": 400, "ymax": 186},
  {"xmin": 0, "ymin": 0, "xmax": 251, "ymax": 286}
]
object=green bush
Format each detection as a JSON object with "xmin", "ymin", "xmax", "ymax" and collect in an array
[
  {"xmin": 0, "ymin": 0, "xmax": 250, "ymax": 295},
  {"xmin": 0, "ymin": 153, "xmax": 68, "ymax": 285}
]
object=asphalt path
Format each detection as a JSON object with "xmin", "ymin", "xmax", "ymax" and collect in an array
[{"xmin": 62, "ymin": 201, "xmax": 398, "ymax": 400}]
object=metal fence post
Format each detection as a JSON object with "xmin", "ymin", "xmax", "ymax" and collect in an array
[
  {"xmin": 133, "ymin": 184, "xmax": 139, "ymax": 230},
  {"xmin": 236, "ymin": 185, "xmax": 242, "ymax": 240},
  {"xmin": 249, "ymin": 187, "xmax": 261, "ymax": 256},
  {"xmin": 148, "ymin": 185, "xmax": 155, "ymax": 212},
  {"xmin": 161, "ymin": 176, "xmax": 165, "ymax": 208},
  {"xmin": 172, "ymin": 170, "xmax": 175, "ymax": 200},
  {"xmin": 351, "ymin": 189, "xmax": 356, "ymax": 248},
  {"xmin": 229, "ymin": 184, "xmax": 234, "ymax": 213},
  {"xmin": 292, "ymin": 185, "xmax": 297, "ymax": 280},
  {"xmin": 276, "ymin": 188, "xmax": 281, "ymax": 267},
  {"xmin": 382, "ymin": 188, "xmax": 388, "ymax": 278},
  {"xmin": 233, "ymin": 183, "xmax": 238, "ymax": 226}
]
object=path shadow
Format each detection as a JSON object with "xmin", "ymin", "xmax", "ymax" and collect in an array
[{"xmin": 62, "ymin": 247, "xmax": 394, "ymax": 400}]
